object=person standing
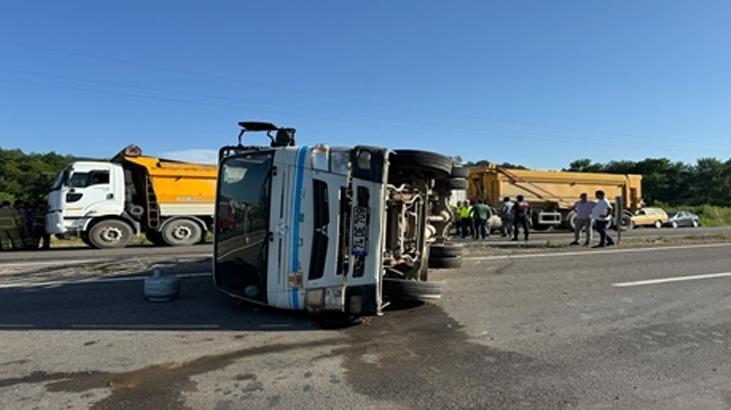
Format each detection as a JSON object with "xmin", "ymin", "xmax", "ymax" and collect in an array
[
  {"xmin": 458, "ymin": 200, "xmax": 473, "ymax": 239},
  {"xmin": 452, "ymin": 201, "xmax": 463, "ymax": 238},
  {"xmin": 499, "ymin": 197, "xmax": 514, "ymax": 238},
  {"xmin": 591, "ymin": 190, "xmax": 615, "ymax": 248},
  {"xmin": 512, "ymin": 195, "xmax": 531, "ymax": 242},
  {"xmin": 570, "ymin": 193, "xmax": 595, "ymax": 246},
  {"xmin": 472, "ymin": 199, "xmax": 492, "ymax": 240}
]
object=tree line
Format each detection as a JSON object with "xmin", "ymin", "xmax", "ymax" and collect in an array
[
  {"xmin": 564, "ymin": 158, "xmax": 731, "ymax": 207},
  {"xmin": 0, "ymin": 148, "xmax": 100, "ymax": 206},
  {"xmin": 1, "ymin": 147, "xmax": 729, "ymax": 208}
]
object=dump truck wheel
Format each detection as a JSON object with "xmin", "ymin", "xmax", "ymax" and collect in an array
[
  {"xmin": 383, "ymin": 278, "xmax": 442, "ymax": 300},
  {"xmin": 428, "ymin": 256, "xmax": 463, "ymax": 269},
  {"xmin": 88, "ymin": 219, "xmax": 134, "ymax": 249},
  {"xmin": 451, "ymin": 166, "xmax": 469, "ymax": 178},
  {"xmin": 390, "ymin": 150, "xmax": 453, "ymax": 178},
  {"xmin": 435, "ymin": 178, "xmax": 467, "ymax": 190},
  {"xmin": 161, "ymin": 218, "xmax": 203, "ymax": 246},
  {"xmin": 429, "ymin": 244, "xmax": 464, "ymax": 258}
]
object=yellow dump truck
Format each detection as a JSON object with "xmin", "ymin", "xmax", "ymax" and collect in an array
[
  {"xmin": 46, "ymin": 145, "xmax": 218, "ymax": 248},
  {"xmin": 468, "ymin": 165, "xmax": 643, "ymax": 230}
]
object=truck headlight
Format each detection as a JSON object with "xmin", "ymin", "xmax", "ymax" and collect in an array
[
  {"xmin": 330, "ymin": 150, "xmax": 350, "ymax": 175},
  {"xmin": 311, "ymin": 145, "xmax": 329, "ymax": 171}
]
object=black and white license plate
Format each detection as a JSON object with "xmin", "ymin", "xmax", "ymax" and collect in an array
[{"xmin": 351, "ymin": 206, "xmax": 369, "ymax": 256}]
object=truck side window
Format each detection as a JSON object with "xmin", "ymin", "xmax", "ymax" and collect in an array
[
  {"xmin": 68, "ymin": 170, "xmax": 109, "ymax": 188},
  {"xmin": 89, "ymin": 170, "xmax": 110, "ymax": 186}
]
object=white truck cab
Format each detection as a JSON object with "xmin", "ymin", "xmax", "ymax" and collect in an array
[
  {"xmin": 46, "ymin": 162, "xmax": 132, "ymax": 242},
  {"xmin": 213, "ymin": 122, "xmax": 466, "ymax": 317}
]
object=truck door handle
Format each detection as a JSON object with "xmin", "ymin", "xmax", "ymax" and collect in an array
[{"xmin": 107, "ymin": 193, "xmax": 114, "ymax": 200}]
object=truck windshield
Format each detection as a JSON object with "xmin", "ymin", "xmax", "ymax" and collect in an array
[
  {"xmin": 214, "ymin": 151, "xmax": 274, "ymax": 304},
  {"xmin": 50, "ymin": 166, "xmax": 70, "ymax": 191}
]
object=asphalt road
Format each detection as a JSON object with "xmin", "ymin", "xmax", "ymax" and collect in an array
[
  {"xmin": 2, "ymin": 242, "xmax": 731, "ymax": 408},
  {"xmin": 1, "ymin": 226, "xmax": 729, "ymax": 264}
]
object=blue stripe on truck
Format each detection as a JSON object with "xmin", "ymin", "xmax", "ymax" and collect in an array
[{"xmin": 290, "ymin": 146, "xmax": 308, "ymax": 310}]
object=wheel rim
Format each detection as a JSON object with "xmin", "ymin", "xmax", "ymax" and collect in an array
[
  {"xmin": 100, "ymin": 226, "xmax": 123, "ymax": 243},
  {"xmin": 171, "ymin": 224, "xmax": 193, "ymax": 240}
]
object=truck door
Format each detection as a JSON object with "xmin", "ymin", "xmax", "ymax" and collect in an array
[{"xmin": 64, "ymin": 167, "xmax": 118, "ymax": 219}]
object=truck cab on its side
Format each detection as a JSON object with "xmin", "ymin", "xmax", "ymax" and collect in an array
[{"xmin": 213, "ymin": 122, "xmax": 466, "ymax": 317}]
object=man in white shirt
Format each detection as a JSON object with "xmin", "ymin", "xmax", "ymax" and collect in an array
[
  {"xmin": 570, "ymin": 193, "xmax": 595, "ymax": 246},
  {"xmin": 591, "ymin": 190, "xmax": 615, "ymax": 248}
]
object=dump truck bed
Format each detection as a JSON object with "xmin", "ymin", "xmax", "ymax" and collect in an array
[
  {"xmin": 120, "ymin": 155, "xmax": 218, "ymax": 216},
  {"xmin": 469, "ymin": 166, "xmax": 643, "ymax": 210}
]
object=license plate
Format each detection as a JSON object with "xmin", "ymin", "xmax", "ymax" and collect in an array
[{"xmin": 352, "ymin": 206, "xmax": 369, "ymax": 256}]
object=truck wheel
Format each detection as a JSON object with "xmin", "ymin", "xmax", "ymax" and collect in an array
[
  {"xmin": 429, "ymin": 244, "xmax": 464, "ymax": 258},
  {"xmin": 390, "ymin": 150, "xmax": 453, "ymax": 178},
  {"xmin": 435, "ymin": 178, "xmax": 467, "ymax": 190},
  {"xmin": 145, "ymin": 231, "xmax": 167, "ymax": 246},
  {"xmin": 619, "ymin": 214, "xmax": 634, "ymax": 231},
  {"xmin": 161, "ymin": 218, "xmax": 203, "ymax": 246},
  {"xmin": 428, "ymin": 256, "xmax": 463, "ymax": 269},
  {"xmin": 88, "ymin": 220, "xmax": 134, "ymax": 249},
  {"xmin": 80, "ymin": 232, "xmax": 93, "ymax": 248},
  {"xmin": 566, "ymin": 211, "xmax": 577, "ymax": 230},
  {"xmin": 383, "ymin": 278, "xmax": 442, "ymax": 300},
  {"xmin": 451, "ymin": 166, "xmax": 469, "ymax": 178}
]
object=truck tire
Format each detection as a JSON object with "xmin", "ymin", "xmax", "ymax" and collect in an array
[
  {"xmin": 88, "ymin": 219, "xmax": 134, "ymax": 249},
  {"xmin": 566, "ymin": 211, "xmax": 577, "ymax": 230},
  {"xmin": 618, "ymin": 214, "xmax": 634, "ymax": 231},
  {"xmin": 383, "ymin": 278, "xmax": 442, "ymax": 300},
  {"xmin": 161, "ymin": 218, "xmax": 203, "ymax": 246},
  {"xmin": 451, "ymin": 166, "xmax": 469, "ymax": 178},
  {"xmin": 390, "ymin": 150, "xmax": 453, "ymax": 178},
  {"xmin": 429, "ymin": 244, "xmax": 464, "ymax": 258},
  {"xmin": 435, "ymin": 178, "xmax": 467, "ymax": 190},
  {"xmin": 428, "ymin": 256, "xmax": 463, "ymax": 269}
]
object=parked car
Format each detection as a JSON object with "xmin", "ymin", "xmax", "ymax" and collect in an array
[
  {"xmin": 630, "ymin": 207, "xmax": 669, "ymax": 229},
  {"xmin": 664, "ymin": 211, "xmax": 700, "ymax": 228}
]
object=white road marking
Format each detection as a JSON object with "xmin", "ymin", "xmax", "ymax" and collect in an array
[
  {"xmin": 0, "ymin": 272, "xmax": 212, "ymax": 289},
  {"xmin": 0, "ymin": 259, "xmax": 109, "ymax": 268},
  {"xmin": 70, "ymin": 324, "xmax": 221, "ymax": 329},
  {"xmin": 0, "ymin": 254, "xmax": 212, "ymax": 268},
  {"xmin": 465, "ymin": 242, "xmax": 731, "ymax": 261},
  {"xmin": 613, "ymin": 271, "xmax": 731, "ymax": 288}
]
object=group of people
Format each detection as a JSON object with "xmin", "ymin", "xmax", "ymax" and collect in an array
[
  {"xmin": 452, "ymin": 190, "xmax": 616, "ymax": 248},
  {"xmin": 452, "ymin": 195, "xmax": 532, "ymax": 241},
  {"xmin": 570, "ymin": 190, "xmax": 615, "ymax": 248},
  {"xmin": 0, "ymin": 200, "xmax": 49, "ymax": 251}
]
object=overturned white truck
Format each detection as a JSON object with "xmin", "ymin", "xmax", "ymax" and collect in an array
[{"xmin": 213, "ymin": 122, "xmax": 467, "ymax": 316}]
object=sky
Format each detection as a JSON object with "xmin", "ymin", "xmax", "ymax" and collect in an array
[{"xmin": 1, "ymin": 0, "xmax": 730, "ymax": 169}]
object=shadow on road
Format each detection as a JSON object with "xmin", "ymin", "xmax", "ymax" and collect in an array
[{"xmin": 0, "ymin": 276, "xmax": 317, "ymax": 331}]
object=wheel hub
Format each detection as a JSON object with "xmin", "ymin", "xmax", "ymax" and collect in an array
[
  {"xmin": 101, "ymin": 226, "xmax": 123, "ymax": 242},
  {"xmin": 171, "ymin": 224, "xmax": 192, "ymax": 240}
]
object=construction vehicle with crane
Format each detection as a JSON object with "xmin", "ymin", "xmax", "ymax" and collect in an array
[{"xmin": 468, "ymin": 165, "xmax": 644, "ymax": 230}]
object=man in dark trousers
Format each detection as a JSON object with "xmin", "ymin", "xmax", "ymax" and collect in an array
[
  {"xmin": 591, "ymin": 190, "xmax": 615, "ymax": 248},
  {"xmin": 472, "ymin": 199, "xmax": 492, "ymax": 240},
  {"xmin": 512, "ymin": 195, "xmax": 531, "ymax": 241}
]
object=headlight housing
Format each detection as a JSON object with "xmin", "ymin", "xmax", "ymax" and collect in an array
[{"xmin": 329, "ymin": 149, "xmax": 351, "ymax": 175}]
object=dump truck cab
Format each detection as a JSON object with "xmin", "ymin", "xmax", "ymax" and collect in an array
[{"xmin": 213, "ymin": 122, "xmax": 465, "ymax": 316}]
